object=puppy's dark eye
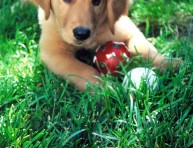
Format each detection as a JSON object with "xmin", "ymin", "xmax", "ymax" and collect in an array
[
  {"xmin": 63, "ymin": 0, "xmax": 72, "ymax": 3},
  {"xmin": 92, "ymin": 0, "xmax": 101, "ymax": 6}
]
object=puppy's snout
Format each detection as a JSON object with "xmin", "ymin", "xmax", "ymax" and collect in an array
[{"xmin": 73, "ymin": 27, "xmax": 90, "ymax": 41}]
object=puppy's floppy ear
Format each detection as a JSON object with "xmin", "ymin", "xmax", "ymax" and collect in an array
[
  {"xmin": 107, "ymin": 0, "xmax": 129, "ymax": 34},
  {"xmin": 33, "ymin": 0, "xmax": 51, "ymax": 20}
]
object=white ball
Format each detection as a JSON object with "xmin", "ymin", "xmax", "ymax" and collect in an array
[{"xmin": 122, "ymin": 67, "xmax": 158, "ymax": 92}]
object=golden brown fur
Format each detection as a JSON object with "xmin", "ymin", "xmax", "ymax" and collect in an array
[{"xmin": 32, "ymin": 0, "xmax": 180, "ymax": 91}]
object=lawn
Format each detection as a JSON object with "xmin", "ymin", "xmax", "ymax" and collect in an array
[{"xmin": 0, "ymin": 0, "xmax": 193, "ymax": 147}]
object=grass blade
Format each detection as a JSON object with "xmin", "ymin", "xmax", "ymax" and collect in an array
[{"xmin": 61, "ymin": 129, "xmax": 86, "ymax": 146}]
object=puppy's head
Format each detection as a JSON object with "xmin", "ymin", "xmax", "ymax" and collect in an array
[{"xmin": 33, "ymin": 0, "xmax": 129, "ymax": 47}]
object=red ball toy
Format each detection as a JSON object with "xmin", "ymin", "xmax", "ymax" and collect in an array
[{"xmin": 93, "ymin": 41, "xmax": 132, "ymax": 75}]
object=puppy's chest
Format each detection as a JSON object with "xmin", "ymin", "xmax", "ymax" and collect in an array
[{"xmin": 75, "ymin": 48, "xmax": 96, "ymax": 67}]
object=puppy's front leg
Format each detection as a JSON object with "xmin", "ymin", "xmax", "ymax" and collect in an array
[
  {"xmin": 116, "ymin": 17, "xmax": 180, "ymax": 69},
  {"xmin": 128, "ymin": 30, "xmax": 182, "ymax": 70},
  {"xmin": 128, "ymin": 31, "xmax": 167, "ymax": 67},
  {"xmin": 40, "ymin": 43, "xmax": 100, "ymax": 91}
]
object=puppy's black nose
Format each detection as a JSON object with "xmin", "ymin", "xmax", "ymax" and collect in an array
[{"xmin": 73, "ymin": 27, "xmax": 90, "ymax": 41}]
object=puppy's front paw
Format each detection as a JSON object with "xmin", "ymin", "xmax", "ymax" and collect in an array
[{"xmin": 156, "ymin": 57, "xmax": 183, "ymax": 73}]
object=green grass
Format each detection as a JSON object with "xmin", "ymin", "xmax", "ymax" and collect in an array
[{"xmin": 0, "ymin": 0, "xmax": 193, "ymax": 147}]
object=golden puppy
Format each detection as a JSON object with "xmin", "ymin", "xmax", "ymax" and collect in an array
[{"xmin": 33, "ymin": 0, "xmax": 179, "ymax": 91}]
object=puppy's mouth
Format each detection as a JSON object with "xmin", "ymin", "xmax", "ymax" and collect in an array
[
  {"xmin": 73, "ymin": 38, "xmax": 97, "ymax": 49},
  {"xmin": 75, "ymin": 40, "xmax": 84, "ymax": 45},
  {"xmin": 73, "ymin": 39, "xmax": 89, "ymax": 47}
]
